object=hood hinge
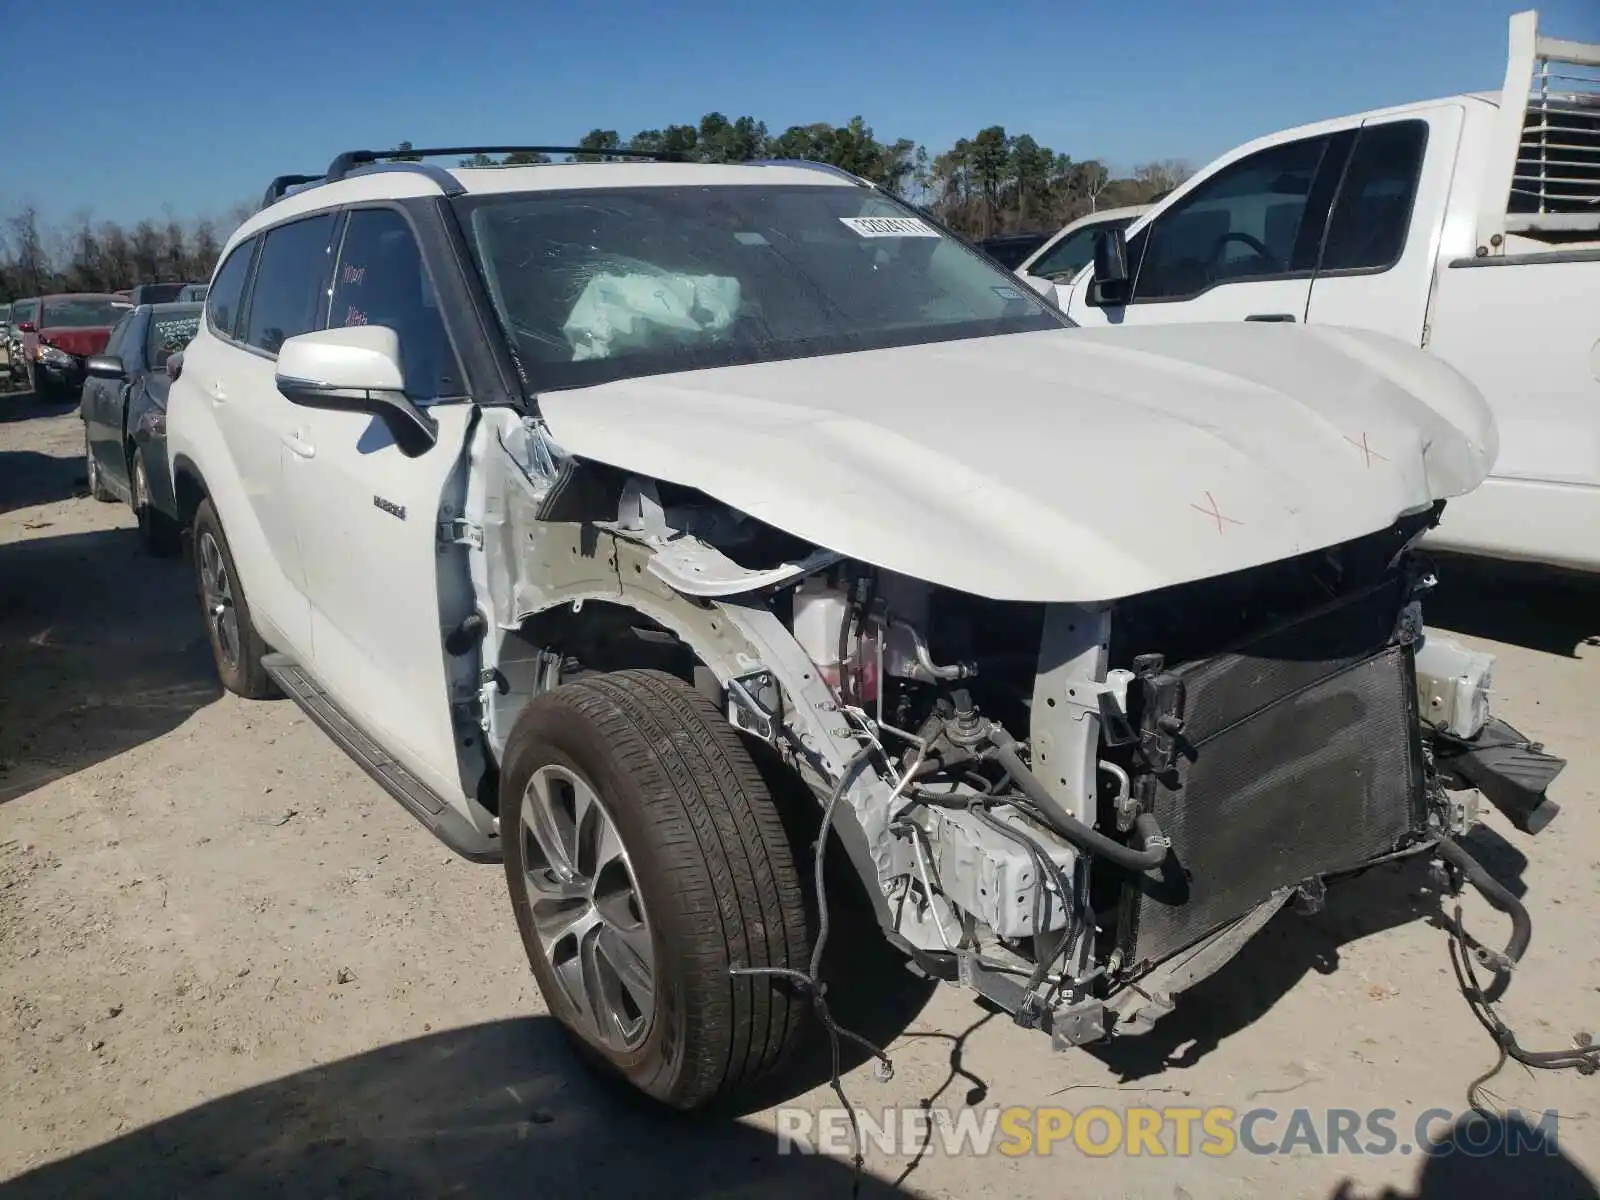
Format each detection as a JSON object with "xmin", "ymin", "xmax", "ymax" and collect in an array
[{"xmin": 438, "ymin": 518, "xmax": 484, "ymax": 550}]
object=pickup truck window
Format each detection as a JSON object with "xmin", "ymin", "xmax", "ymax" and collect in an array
[
  {"xmin": 1029, "ymin": 216, "xmax": 1136, "ymax": 282},
  {"xmin": 1318, "ymin": 120, "xmax": 1428, "ymax": 274},
  {"xmin": 244, "ymin": 215, "xmax": 338, "ymax": 355},
  {"xmin": 207, "ymin": 239, "xmax": 255, "ymax": 340},
  {"xmin": 1130, "ymin": 135, "xmax": 1331, "ymax": 302},
  {"xmin": 327, "ymin": 208, "xmax": 463, "ymax": 400}
]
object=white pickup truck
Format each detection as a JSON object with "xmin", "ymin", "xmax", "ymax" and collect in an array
[{"xmin": 1060, "ymin": 9, "xmax": 1600, "ymax": 573}]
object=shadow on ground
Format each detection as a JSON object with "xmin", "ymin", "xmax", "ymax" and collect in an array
[
  {"xmin": 0, "ymin": 390, "xmax": 79, "ymax": 428},
  {"xmin": 0, "ymin": 522, "xmax": 219, "ymax": 804},
  {"xmin": 0, "ymin": 394, "xmax": 88, "ymax": 514},
  {"xmin": 1085, "ymin": 825, "xmax": 1528, "ymax": 1084},
  {"xmin": 0, "ymin": 1016, "xmax": 916, "ymax": 1200},
  {"xmin": 1331, "ymin": 1111, "xmax": 1598, "ymax": 1200},
  {"xmin": 1426, "ymin": 553, "xmax": 1600, "ymax": 658}
]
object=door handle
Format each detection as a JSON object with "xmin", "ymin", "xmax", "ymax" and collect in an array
[
  {"xmin": 282, "ymin": 431, "xmax": 315, "ymax": 460},
  {"xmin": 210, "ymin": 380, "xmax": 228, "ymax": 405},
  {"xmin": 1244, "ymin": 313, "xmax": 1297, "ymax": 322}
]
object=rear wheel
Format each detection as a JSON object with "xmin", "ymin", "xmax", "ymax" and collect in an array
[
  {"xmin": 502, "ymin": 668, "xmax": 810, "ymax": 1110},
  {"xmin": 131, "ymin": 447, "xmax": 180, "ymax": 556},
  {"xmin": 192, "ymin": 500, "xmax": 276, "ymax": 699},
  {"xmin": 84, "ymin": 425, "xmax": 114, "ymax": 502}
]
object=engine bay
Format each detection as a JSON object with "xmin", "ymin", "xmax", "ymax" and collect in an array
[{"xmin": 475, "ymin": 415, "xmax": 1568, "ymax": 1051}]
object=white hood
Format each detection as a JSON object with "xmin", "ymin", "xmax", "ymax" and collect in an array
[{"xmin": 537, "ymin": 324, "xmax": 1497, "ymax": 603}]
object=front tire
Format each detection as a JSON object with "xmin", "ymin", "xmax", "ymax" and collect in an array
[
  {"xmin": 502, "ymin": 669, "xmax": 810, "ymax": 1110},
  {"xmin": 191, "ymin": 499, "xmax": 276, "ymax": 699}
]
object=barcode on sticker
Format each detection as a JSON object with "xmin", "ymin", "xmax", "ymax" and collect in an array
[{"xmin": 839, "ymin": 216, "xmax": 939, "ymax": 238}]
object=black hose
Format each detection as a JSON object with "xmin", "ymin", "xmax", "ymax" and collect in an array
[
  {"xmin": 987, "ymin": 731, "xmax": 1170, "ymax": 873},
  {"xmin": 729, "ymin": 744, "xmax": 891, "ymax": 1200},
  {"xmin": 1436, "ymin": 834, "xmax": 1532, "ymax": 969}
]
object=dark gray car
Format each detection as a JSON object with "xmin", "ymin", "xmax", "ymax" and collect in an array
[{"xmin": 81, "ymin": 302, "xmax": 201, "ymax": 553}]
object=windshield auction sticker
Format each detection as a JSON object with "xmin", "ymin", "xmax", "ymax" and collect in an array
[{"xmin": 839, "ymin": 216, "xmax": 939, "ymax": 238}]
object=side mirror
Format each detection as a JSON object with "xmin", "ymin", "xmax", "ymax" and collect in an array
[
  {"xmin": 165, "ymin": 350, "xmax": 184, "ymax": 381},
  {"xmin": 86, "ymin": 354, "xmax": 126, "ymax": 380},
  {"xmin": 17, "ymin": 320, "xmax": 35, "ymax": 334},
  {"xmin": 275, "ymin": 326, "xmax": 437, "ymax": 457},
  {"xmin": 1087, "ymin": 227, "xmax": 1131, "ymax": 307}
]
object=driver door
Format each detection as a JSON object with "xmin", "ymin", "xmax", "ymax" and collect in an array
[
  {"xmin": 282, "ymin": 205, "xmax": 476, "ymax": 803},
  {"xmin": 1067, "ymin": 131, "xmax": 1342, "ymax": 328}
]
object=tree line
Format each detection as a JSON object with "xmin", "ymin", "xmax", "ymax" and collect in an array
[{"xmin": 1, "ymin": 115, "xmax": 1189, "ymax": 301}]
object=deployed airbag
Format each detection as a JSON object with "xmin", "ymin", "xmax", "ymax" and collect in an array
[{"xmin": 563, "ymin": 271, "xmax": 741, "ymax": 361}]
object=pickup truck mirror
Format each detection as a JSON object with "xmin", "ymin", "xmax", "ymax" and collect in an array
[
  {"xmin": 86, "ymin": 355, "xmax": 126, "ymax": 380},
  {"xmin": 165, "ymin": 351, "xmax": 184, "ymax": 381},
  {"xmin": 275, "ymin": 327, "xmax": 438, "ymax": 458},
  {"xmin": 1087, "ymin": 227, "xmax": 1131, "ymax": 307}
]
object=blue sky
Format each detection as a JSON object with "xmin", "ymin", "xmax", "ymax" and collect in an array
[{"xmin": 4, "ymin": 0, "xmax": 1596, "ymax": 227}]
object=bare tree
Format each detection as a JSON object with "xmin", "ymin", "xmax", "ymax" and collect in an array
[
  {"xmin": 6, "ymin": 206, "xmax": 50, "ymax": 295},
  {"xmin": 1075, "ymin": 161, "xmax": 1111, "ymax": 214},
  {"xmin": 1133, "ymin": 159, "xmax": 1193, "ymax": 197}
]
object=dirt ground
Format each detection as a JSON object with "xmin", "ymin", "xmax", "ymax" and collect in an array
[{"xmin": 1, "ymin": 393, "xmax": 1596, "ymax": 1199}]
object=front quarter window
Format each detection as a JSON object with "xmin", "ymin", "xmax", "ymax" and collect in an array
[{"xmin": 459, "ymin": 183, "xmax": 1064, "ymax": 390}]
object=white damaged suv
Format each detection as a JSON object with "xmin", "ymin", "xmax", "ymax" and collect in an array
[{"xmin": 165, "ymin": 145, "xmax": 1565, "ymax": 1109}]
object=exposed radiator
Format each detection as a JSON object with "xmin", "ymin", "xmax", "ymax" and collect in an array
[{"xmin": 1118, "ymin": 582, "xmax": 1426, "ymax": 970}]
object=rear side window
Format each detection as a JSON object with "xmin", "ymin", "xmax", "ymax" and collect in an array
[
  {"xmin": 1318, "ymin": 120, "xmax": 1428, "ymax": 274},
  {"xmin": 327, "ymin": 208, "xmax": 463, "ymax": 399},
  {"xmin": 149, "ymin": 307, "xmax": 202, "ymax": 367},
  {"xmin": 243, "ymin": 214, "xmax": 337, "ymax": 355},
  {"xmin": 207, "ymin": 240, "xmax": 255, "ymax": 339},
  {"xmin": 1131, "ymin": 135, "xmax": 1330, "ymax": 302}
]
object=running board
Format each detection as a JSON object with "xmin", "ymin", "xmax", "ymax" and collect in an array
[{"xmin": 262, "ymin": 653, "xmax": 500, "ymax": 863}]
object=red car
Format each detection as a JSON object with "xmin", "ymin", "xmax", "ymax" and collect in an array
[{"xmin": 15, "ymin": 293, "xmax": 133, "ymax": 400}]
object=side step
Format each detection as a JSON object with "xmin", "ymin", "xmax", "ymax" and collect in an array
[{"xmin": 262, "ymin": 653, "xmax": 500, "ymax": 863}]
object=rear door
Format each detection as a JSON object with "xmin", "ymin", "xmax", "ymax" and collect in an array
[
  {"xmin": 1302, "ymin": 107, "xmax": 1462, "ymax": 339},
  {"xmin": 197, "ymin": 219, "xmax": 337, "ymax": 661},
  {"xmin": 1068, "ymin": 131, "xmax": 1349, "ymax": 327},
  {"xmin": 284, "ymin": 204, "xmax": 476, "ymax": 801}
]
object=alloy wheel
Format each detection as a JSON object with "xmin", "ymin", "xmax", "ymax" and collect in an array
[
  {"xmin": 520, "ymin": 764, "xmax": 656, "ymax": 1052},
  {"xmin": 197, "ymin": 530, "xmax": 241, "ymax": 670}
]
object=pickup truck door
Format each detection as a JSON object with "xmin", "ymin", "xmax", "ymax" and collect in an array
[
  {"xmin": 282, "ymin": 205, "xmax": 477, "ymax": 803},
  {"xmin": 1016, "ymin": 215, "xmax": 1130, "ymax": 306},
  {"xmin": 1302, "ymin": 106, "xmax": 1464, "ymax": 338},
  {"xmin": 1067, "ymin": 130, "xmax": 1348, "ymax": 328}
]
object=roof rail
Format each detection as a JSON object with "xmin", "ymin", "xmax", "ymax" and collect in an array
[
  {"xmin": 261, "ymin": 173, "xmax": 325, "ymax": 208},
  {"xmin": 341, "ymin": 161, "xmax": 465, "ymax": 196},
  {"xmin": 261, "ymin": 145, "xmax": 694, "ymax": 211},
  {"xmin": 325, "ymin": 145, "xmax": 688, "ymax": 183},
  {"xmin": 754, "ymin": 159, "xmax": 872, "ymax": 187}
]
